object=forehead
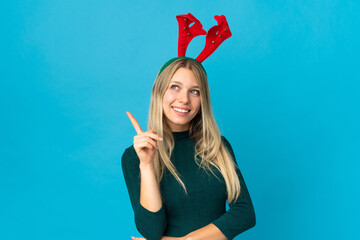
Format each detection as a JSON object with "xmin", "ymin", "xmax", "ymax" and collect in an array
[{"xmin": 170, "ymin": 68, "xmax": 199, "ymax": 87}]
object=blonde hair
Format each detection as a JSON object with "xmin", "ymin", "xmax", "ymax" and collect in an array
[{"xmin": 147, "ymin": 58, "xmax": 241, "ymax": 204}]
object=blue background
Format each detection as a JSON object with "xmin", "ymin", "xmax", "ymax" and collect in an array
[{"xmin": 1, "ymin": 0, "xmax": 359, "ymax": 239}]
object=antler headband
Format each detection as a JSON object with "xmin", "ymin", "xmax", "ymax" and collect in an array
[{"xmin": 159, "ymin": 13, "xmax": 232, "ymax": 75}]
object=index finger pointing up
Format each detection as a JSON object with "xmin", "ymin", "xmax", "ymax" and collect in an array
[{"xmin": 126, "ymin": 111, "xmax": 144, "ymax": 134}]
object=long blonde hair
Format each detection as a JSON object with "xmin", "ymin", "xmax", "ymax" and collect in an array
[{"xmin": 147, "ymin": 58, "xmax": 241, "ymax": 204}]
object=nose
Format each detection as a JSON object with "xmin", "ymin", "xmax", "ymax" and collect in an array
[{"xmin": 178, "ymin": 91, "xmax": 189, "ymax": 104}]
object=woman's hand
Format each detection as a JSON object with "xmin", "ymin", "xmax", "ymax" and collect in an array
[{"xmin": 126, "ymin": 111, "xmax": 163, "ymax": 168}]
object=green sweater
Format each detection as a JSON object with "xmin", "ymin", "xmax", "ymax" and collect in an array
[{"xmin": 121, "ymin": 130, "xmax": 256, "ymax": 240}]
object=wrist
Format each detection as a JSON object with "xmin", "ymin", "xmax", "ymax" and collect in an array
[
  {"xmin": 139, "ymin": 162, "xmax": 154, "ymax": 171},
  {"xmin": 183, "ymin": 233, "xmax": 195, "ymax": 240}
]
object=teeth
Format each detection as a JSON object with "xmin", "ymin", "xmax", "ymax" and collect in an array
[{"xmin": 173, "ymin": 107, "xmax": 189, "ymax": 113}]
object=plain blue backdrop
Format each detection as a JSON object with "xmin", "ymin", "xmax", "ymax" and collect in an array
[{"xmin": 1, "ymin": 0, "xmax": 359, "ymax": 239}]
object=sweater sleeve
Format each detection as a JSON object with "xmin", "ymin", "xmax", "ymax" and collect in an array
[
  {"xmin": 211, "ymin": 136, "xmax": 256, "ymax": 240},
  {"xmin": 121, "ymin": 146, "xmax": 167, "ymax": 240}
]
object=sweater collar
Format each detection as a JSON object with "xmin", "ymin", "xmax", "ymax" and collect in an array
[{"xmin": 172, "ymin": 130, "xmax": 190, "ymax": 140}]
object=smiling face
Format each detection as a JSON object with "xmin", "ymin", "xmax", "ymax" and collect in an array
[{"xmin": 162, "ymin": 67, "xmax": 201, "ymax": 132}]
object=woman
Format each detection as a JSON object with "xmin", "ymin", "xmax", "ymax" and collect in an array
[{"xmin": 122, "ymin": 14, "xmax": 256, "ymax": 240}]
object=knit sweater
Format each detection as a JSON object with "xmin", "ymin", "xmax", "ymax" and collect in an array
[{"xmin": 121, "ymin": 130, "xmax": 256, "ymax": 240}]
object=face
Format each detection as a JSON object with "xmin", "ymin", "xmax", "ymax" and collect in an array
[{"xmin": 162, "ymin": 68, "xmax": 201, "ymax": 132}]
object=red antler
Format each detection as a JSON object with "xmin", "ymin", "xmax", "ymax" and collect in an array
[
  {"xmin": 176, "ymin": 13, "xmax": 207, "ymax": 57},
  {"xmin": 196, "ymin": 15, "xmax": 232, "ymax": 63}
]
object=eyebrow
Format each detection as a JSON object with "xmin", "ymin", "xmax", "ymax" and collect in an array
[{"xmin": 170, "ymin": 81, "xmax": 200, "ymax": 89}]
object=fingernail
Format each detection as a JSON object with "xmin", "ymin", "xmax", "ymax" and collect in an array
[{"xmin": 159, "ymin": 137, "xmax": 163, "ymax": 141}]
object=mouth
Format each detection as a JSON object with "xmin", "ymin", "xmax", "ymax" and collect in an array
[{"xmin": 172, "ymin": 106, "xmax": 191, "ymax": 114}]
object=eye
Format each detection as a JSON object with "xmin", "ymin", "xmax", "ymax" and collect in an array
[
  {"xmin": 170, "ymin": 85, "xmax": 179, "ymax": 90},
  {"xmin": 191, "ymin": 90, "xmax": 200, "ymax": 95}
]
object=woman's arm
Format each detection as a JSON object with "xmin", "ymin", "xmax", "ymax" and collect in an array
[
  {"xmin": 133, "ymin": 224, "xmax": 225, "ymax": 240},
  {"xmin": 122, "ymin": 147, "xmax": 167, "ymax": 240},
  {"xmin": 123, "ymin": 114, "xmax": 167, "ymax": 240},
  {"xmin": 182, "ymin": 223, "xmax": 227, "ymax": 240},
  {"xmin": 208, "ymin": 136, "xmax": 256, "ymax": 240},
  {"xmin": 139, "ymin": 161, "xmax": 163, "ymax": 212}
]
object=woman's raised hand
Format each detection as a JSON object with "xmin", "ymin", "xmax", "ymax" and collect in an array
[{"xmin": 126, "ymin": 111, "xmax": 163, "ymax": 168}]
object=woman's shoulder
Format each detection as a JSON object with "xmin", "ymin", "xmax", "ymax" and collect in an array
[
  {"xmin": 121, "ymin": 144, "xmax": 140, "ymax": 169},
  {"xmin": 220, "ymin": 135, "xmax": 232, "ymax": 148},
  {"xmin": 220, "ymin": 135, "xmax": 236, "ymax": 159}
]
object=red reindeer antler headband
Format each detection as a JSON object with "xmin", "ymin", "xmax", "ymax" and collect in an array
[{"xmin": 159, "ymin": 13, "xmax": 232, "ymax": 75}]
